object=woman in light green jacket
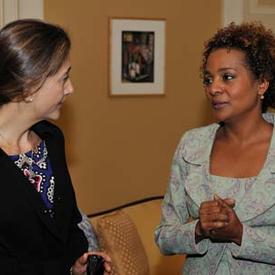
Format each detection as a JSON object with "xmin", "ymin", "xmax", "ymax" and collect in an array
[{"xmin": 155, "ymin": 22, "xmax": 275, "ymax": 274}]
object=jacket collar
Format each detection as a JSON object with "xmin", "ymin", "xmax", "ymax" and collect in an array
[
  {"xmin": 237, "ymin": 113, "xmax": 275, "ymax": 221},
  {"xmin": 182, "ymin": 113, "xmax": 275, "ymax": 171},
  {"xmin": 183, "ymin": 113, "xmax": 275, "ymax": 222},
  {"xmin": 181, "ymin": 123, "xmax": 219, "ymax": 165},
  {"xmin": 0, "ymin": 121, "xmax": 69, "ymax": 242}
]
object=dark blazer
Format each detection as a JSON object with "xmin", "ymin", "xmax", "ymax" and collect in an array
[{"xmin": 0, "ymin": 121, "xmax": 88, "ymax": 275}]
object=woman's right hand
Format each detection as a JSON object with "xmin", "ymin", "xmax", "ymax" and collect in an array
[
  {"xmin": 71, "ymin": 251, "xmax": 112, "ymax": 275},
  {"xmin": 195, "ymin": 196, "xmax": 235, "ymax": 242},
  {"xmin": 209, "ymin": 195, "xmax": 243, "ymax": 245}
]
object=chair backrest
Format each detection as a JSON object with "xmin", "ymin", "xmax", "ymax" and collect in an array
[
  {"xmin": 93, "ymin": 210, "xmax": 150, "ymax": 275},
  {"xmin": 89, "ymin": 197, "xmax": 185, "ymax": 275}
]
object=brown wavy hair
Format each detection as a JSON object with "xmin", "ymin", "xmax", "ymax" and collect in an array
[
  {"xmin": 0, "ymin": 19, "xmax": 71, "ymax": 105},
  {"xmin": 201, "ymin": 22, "xmax": 275, "ymax": 112}
]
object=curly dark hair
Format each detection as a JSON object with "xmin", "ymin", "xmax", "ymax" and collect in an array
[{"xmin": 201, "ymin": 21, "xmax": 275, "ymax": 112}]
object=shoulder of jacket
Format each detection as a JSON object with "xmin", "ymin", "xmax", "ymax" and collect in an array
[
  {"xmin": 32, "ymin": 120, "xmax": 64, "ymax": 140},
  {"xmin": 176, "ymin": 123, "xmax": 219, "ymax": 164},
  {"xmin": 180, "ymin": 123, "xmax": 217, "ymax": 146}
]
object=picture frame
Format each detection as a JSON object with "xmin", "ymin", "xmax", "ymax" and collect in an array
[{"xmin": 109, "ymin": 17, "xmax": 166, "ymax": 96}]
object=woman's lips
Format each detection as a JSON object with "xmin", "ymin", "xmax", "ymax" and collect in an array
[
  {"xmin": 212, "ymin": 101, "xmax": 228, "ymax": 109},
  {"xmin": 59, "ymin": 97, "xmax": 66, "ymax": 105}
]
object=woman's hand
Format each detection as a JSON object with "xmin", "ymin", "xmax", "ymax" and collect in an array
[
  {"xmin": 71, "ymin": 251, "xmax": 112, "ymax": 275},
  {"xmin": 209, "ymin": 195, "xmax": 243, "ymax": 245},
  {"xmin": 196, "ymin": 196, "xmax": 234, "ymax": 237},
  {"xmin": 196, "ymin": 194, "xmax": 243, "ymax": 245}
]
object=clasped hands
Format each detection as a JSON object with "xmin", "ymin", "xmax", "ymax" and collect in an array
[{"xmin": 195, "ymin": 194, "xmax": 243, "ymax": 246}]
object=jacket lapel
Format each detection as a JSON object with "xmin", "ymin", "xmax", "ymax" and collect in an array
[
  {"xmin": 43, "ymin": 131, "xmax": 72, "ymax": 242},
  {"xmin": 0, "ymin": 148, "xmax": 64, "ymax": 241},
  {"xmin": 32, "ymin": 122, "xmax": 72, "ymax": 242},
  {"xmin": 182, "ymin": 114, "xmax": 275, "ymax": 222},
  {"xmin": 183, "ymin": 124, "xmax": 219, "ymax": 207},
  {"xmin": 235, "ymin": 169, "xmax": 275, "ymax": 222},
  {"xmin": 5, "ymin": 121, "xmax": 74, "ymax": 243},
  {"xmin": 235, "ymin": 122, "xmax": 275, "ymax": 222}
]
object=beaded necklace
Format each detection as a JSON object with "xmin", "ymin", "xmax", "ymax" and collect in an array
[
  {"xmin": 14, "ymin": 144, "xmax": 48, "ymax": 178},
  {"xmin": 0, "ymin": 131, "xmax": 44, "ymax": 178}
]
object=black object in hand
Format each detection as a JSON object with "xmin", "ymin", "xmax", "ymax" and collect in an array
[{"xmin": 86, "ymin": 255, "xmax": 105, "ymax": 275}]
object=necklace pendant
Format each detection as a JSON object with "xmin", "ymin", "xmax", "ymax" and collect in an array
[
  {"xmin": 21, "ymin": 153, "xmax": 31, "ymax": 165},
  {"xmin": 23, "ymin": 167, "xmax": 35, "ymax": 179},
  {"xmin": 28, "ymin": 168, "xmax": 36, "ymax": 178}
]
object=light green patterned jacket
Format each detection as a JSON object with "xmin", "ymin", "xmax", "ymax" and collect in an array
[{"xmin": 155, "ymin": 113, "xmax": 275, "ymax": 275}]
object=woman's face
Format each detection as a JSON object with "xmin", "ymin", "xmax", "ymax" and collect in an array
[
  {"xmin": 31, "ymin": 58, "xmax": 73, "ymax": 121},
  {"xmin": 203, "ymin": 48, "xmax": 266, "ymax": 123}
]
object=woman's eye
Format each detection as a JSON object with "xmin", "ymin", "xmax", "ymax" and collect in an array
[
  {"xmin": 203, "ymin": 76, "xmax": 212, "ymax": 86},
  {"xmin": 63, "ymin": 75, "xmax": 69, "ymax": 82},
  {"xmin": 223, "ymin": 73, "xmax": 234, "ymax": 81}
]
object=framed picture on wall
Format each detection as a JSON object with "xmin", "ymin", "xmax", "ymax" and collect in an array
[{"xmin": 109, "ymin": 17, "xmax": 166, "ymax": 96}]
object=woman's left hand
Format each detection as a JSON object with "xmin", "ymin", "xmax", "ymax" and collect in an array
[
  {"xmin": 209, "ymin": 195, "xmax": 243, "ymax": 245},
  {"xmin": 71, "ymin": 251, "xmax": 112, "ymax": 275}
]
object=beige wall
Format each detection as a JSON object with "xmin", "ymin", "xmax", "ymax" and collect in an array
[{"xmin": 44, "ymin": 0, "xmax": 221, "ymax": 214}]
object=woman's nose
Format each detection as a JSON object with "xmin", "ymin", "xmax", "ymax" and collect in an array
[
  {"xmin": 65, "ymin": 79, "xmax": 74, "ymax": 95},
  {"xmin": 206, "ymin": 78, "xmax": 222, "ymax": 96}
]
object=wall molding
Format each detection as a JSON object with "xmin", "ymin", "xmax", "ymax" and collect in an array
[
  {"xmin": 222, "ymin": 0, "xmax": 244, "ymax": 26},
  {"xmin": 249, "ymin": 0, "xmax": 275, "ymax": 14},
  {"xmin": 0, "ymin": 0, "xmax": 43, "ymax": 27},
  {"xmin": 0, "ymin": 0, "xmax": 3, "ymax": 27}
]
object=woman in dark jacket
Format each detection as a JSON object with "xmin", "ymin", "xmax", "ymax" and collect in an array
[{"xmin": 0, "ymin": 19, "xmax": 111, "ymax": 275}]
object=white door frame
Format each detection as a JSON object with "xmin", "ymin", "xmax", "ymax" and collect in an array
[
  {"xmin": 222, "ymin": 0, "xmax": 244, "ymax": 26},
  {"xmin": 0, "ymin": 0, "xmax": 43, "ymax": 27}
]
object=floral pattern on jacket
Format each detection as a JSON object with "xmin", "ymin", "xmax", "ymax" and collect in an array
[{"xmin": 155, "ymin": 113, "xmax": 275, "ymax": 275}]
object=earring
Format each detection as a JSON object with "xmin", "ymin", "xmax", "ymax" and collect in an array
[
  {"xmin": 260, "ymin": 95, "xmax": 264, "ymax": 100},
  {"xmin": 25, "ymin": 97, "xmax": 33, "ymax": 103}
]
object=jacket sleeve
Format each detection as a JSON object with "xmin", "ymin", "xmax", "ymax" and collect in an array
[
  {"xmin": 78, "ymin": 212, "xmax": 99, "ymax": 251},
  {"xmin": 154, "ymin": 134, "xmax": 209, "ymax": 255},
  {"xmin": 228, "ymin": 224, "xmax": 275, "ymax": 264},
  {"xmin": 51, "ymin": 123, "xmax": 88, "ymax": 268},
  {"xmin": 66, "ymin": 202, "xmax": 88, "ymax": 268}
]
